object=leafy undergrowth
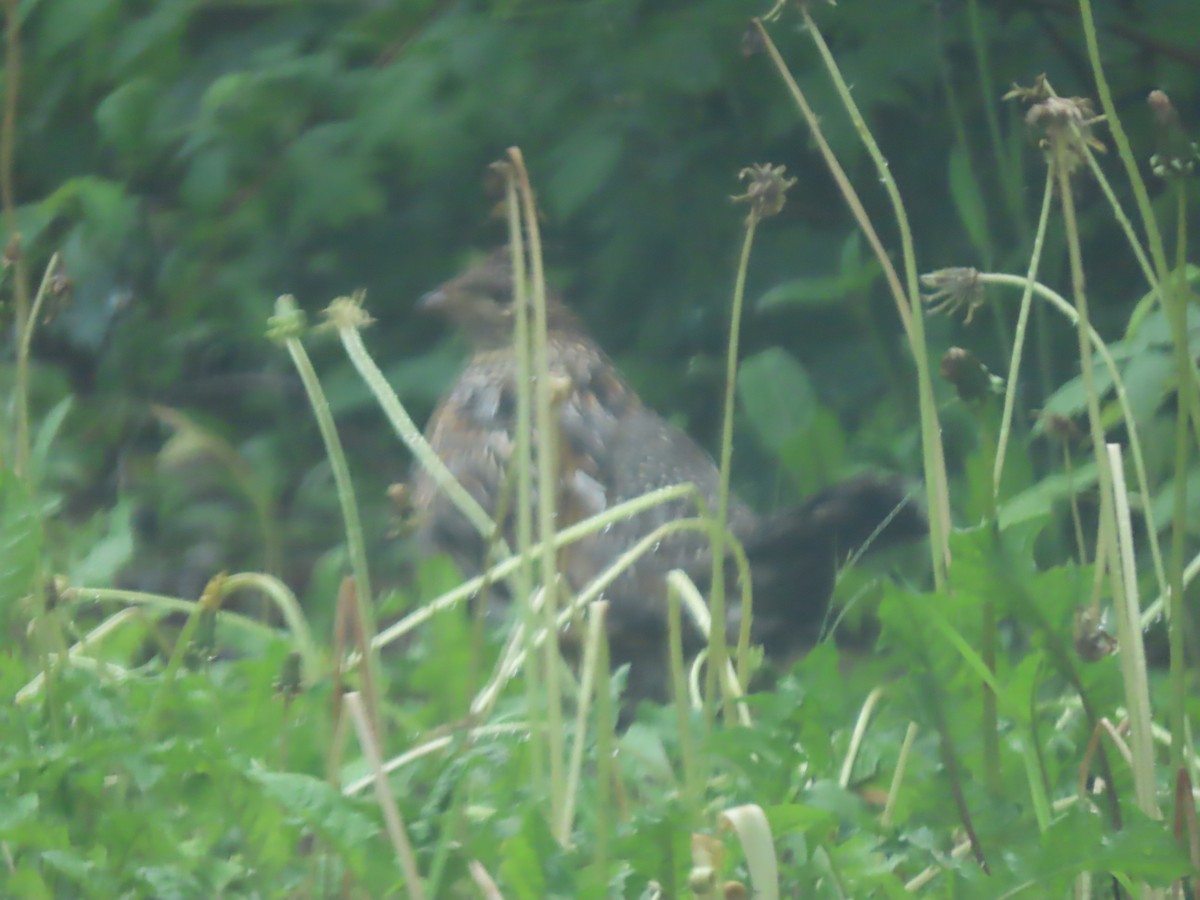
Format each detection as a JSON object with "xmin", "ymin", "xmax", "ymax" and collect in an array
[
  {"xmin": 5, "ymin": 1, "xmax": 1200, "ymax": 898},
  {"xmin": 0, "ymin": 520, "xmax": 1193, "ymax": 897}
]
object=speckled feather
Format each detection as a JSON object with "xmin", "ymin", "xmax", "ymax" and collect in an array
[{"xmin": 411, "ymin": 250, "xmax": 926, "ymax": 705}]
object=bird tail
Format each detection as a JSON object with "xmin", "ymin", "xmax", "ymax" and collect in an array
[
  {"xmin": 748, "ymin": 475, "xmax": 927, "ymax": 566},
  {"xmin": 727, "ymin": 475, "xmax": 927, "ymax": 656}
]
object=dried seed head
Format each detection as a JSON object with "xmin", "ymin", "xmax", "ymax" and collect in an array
[
  {"xmin": 732, "ymin": 163, "xmax": 797, "ymax": 223},
  {"xmin": 940, "ymin": 347, "xmax": 1000, "ymax": 404},
  {"xmin": 323, "ymin": 289, "xmax": 374, "ymax": 331},
  {"xmin": 921, "ymin": 267, "xmax": 984, "ymax": 323},
  {"xmin": 1007, "ymin": 77, "xmax": 1105, "ymax": 173},
  {"xmin": 1148, "ymin": 89, "xmax": 1197, "ymax": 179}
]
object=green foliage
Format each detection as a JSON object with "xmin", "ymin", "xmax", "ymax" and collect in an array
[{"xmin": 4, "ymin": 0, "xmax": 1200, "ymax": 895}]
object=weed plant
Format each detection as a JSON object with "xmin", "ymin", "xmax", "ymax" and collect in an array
[{"xmin": 3, "ymin": 1, "xmax": 1199, "ymax": 897}]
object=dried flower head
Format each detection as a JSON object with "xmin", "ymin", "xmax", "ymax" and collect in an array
[
  {"xmin": 323, "ymin": 289, "xmax": 374, "ymax": 331},
  {"xmin": 1007, "ymin": 76, "xmax": 1104, "ymax": 173},
  {"xmin": 1148, "ymin": 89, "xmax": 1197, "ymax": 179},
  {"xmin": 732, "ymin": 163, "xmax": 796, "ymax": 223},
  {"xmin": 921, "ymin": 267, "xmax": 984, "ymax": 323},
  {"xmin": 940, "ymin": 347, "xmax": 1001, "ymax": 404}
]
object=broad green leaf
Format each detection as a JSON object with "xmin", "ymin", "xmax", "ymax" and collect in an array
[
  {"xmin": 547, "ymin": 129, "xmax": 624, "ymax": 220},
  {"xmin": 737, "ymin": 348, "xmax": 816, "ymax": 455},
  {"xmin": 756, "ymin": 275, "xmax": 850, "ymax": 309},
  {"xmin": 69, "ymin": 501, "xmax": 135, "ymax": 587},
  {"xmin": 0, "ymin": 471, "xmax": 42, "ymax": 620},
  {"xmin": 948, "ymin": 145, "xmax": 990, "ymax": 259},
  {"xmin": 997, "ymin": 463, "xmax": 1099, "ymax": 530}
]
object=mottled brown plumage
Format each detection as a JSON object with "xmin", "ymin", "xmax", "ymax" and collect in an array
[{"xmin": 412, "ymin": 250, "xmax": 926, "ymax": 706}]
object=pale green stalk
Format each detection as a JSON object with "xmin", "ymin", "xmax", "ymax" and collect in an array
[
  {"xmin": 1079, "ymin": 0, "xmax": 1197, "ymax": 776},
  {"xmin": 839, "ymin": 687, "xmax": 884, "ymax": 789},
  {"xmin": 509, "ymin": 148, "xmax": 566, "ymax": 830},
  {"xmin": 345, "ymin": 692, "xmax": 426, "ymax": 899},
  {"xmin": 755, "ymin": 15, "xmax": 950, "ymax": 588},
  {"xmin": 1106, "ymin": 444, "xmax": 1158, "ymax": 820},
  {"xmin": 798, "ymin": 5, "xmax": 951, "ymax": 584},
  {"xmin": 16, "ymin": 581, "xmax": 319, "ymax": 703},
  {"xmin": 335, "ymin": 317, "xmax": 498, "ymax": 545},
  {"xmin": 882, "ymin": 722, "xmax": 918, "ymax": 828},
  {"xmin": 668, "ymin": 582, "xmax": 702, "ymax": 820},
  {"xmin": 557, "ymin": 600, "xmax": 607, "ymax": 845},
  {"xmin": 992, "ymin": 175, "xmax": 1053, "ymax": 497},
  {"xmin": 369, "ymin": 484, "xmax": 697, "ymax": 654},
  {"xmin": 668, "ymin": 569, "xmax": 751, "ymax": 726},
  {"xmin": 499, "ymin": 164, "xmax": 545, "ymax": 803},
  {"xmin": 1054, "ymin": 146, "xmax": 1118, "ymax": 609},
  {"xmin": 708, "ymin": 218, "xmax": 756, "ymax": 727},
  {"xmin": 591, "ymin": 617, "xmax": 614, "ymax": 883},
  {"xmin": 273, "ymin": 297, "xmax": 384, "ymax": 727},
  {"xmin": 472, "ymin": 517, "xmax": 751, "ymax": 718},
  {"xmin": 976, "ymin": 272, "xmax": 1166, "ymax": 598}
]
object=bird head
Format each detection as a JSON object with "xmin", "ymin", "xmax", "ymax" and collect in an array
[{"xmin": 420, "ymin": 249, "xmax": 578, "ymax": 349}]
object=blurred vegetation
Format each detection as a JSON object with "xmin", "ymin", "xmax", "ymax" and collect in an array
[
  {"xmin": 4, "ymin": 0, "xmax": 1200, "ymax": 895},
  {"xmin": 0, "ymin": 0, "xmax": 1191, "ymax": 600}
]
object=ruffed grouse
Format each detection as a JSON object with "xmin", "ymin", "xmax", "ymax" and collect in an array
[{"xmin": 412, "ymin": 250, "xmax": 926, "ymax": 706}]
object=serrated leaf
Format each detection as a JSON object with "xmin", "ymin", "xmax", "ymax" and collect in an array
[{"xmin": 246, "ymin": 769, "xmax": 377, "ymax": 847}]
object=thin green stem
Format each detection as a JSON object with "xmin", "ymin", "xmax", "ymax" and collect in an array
[
  {"xmin": 1077, "ymin": 3, "xmax": 1200, "ymax": 453},
  {"xmin": 708, "ymin": 218, "xmax": 757, "ymax": 728},
  {"xmin": 373, "ymin": 484, "xmax": 698, "ymax": 655},
  {"xmin": 977, "ymin": 272, "xmax": 1167, "ymax": 600},
  {"xmin": 509, "ymin": 147, "xmax": 566, "ymax": 833},
  {"xmin": 336, "ymin": 322, "xmax": 499, "ymax": 546},
  {"xmin": 279, "ymin": 308, "xmax": 384, "ymax": 727},
  {"xmin": 668, "ymin": 585, "xmax": 701, "ymax": 821},
  {"xmin": 993, "ymin": 175, "xmax": 1053, "ymax": 498},
  {"xmin": 1054, "ymin": 149, "xmax": 1116, "ymax": 599},
  {"xmin": 502, "ymin": 169, "xmax": 546, "ymax": 805},
  {"xmin": 1107, "ymin": 445, "xmax": 1159, "ymax": 819},
  {"xmin": 1167, "ymin": 185, "xmax": 1191, "ymax": 777},
  {"xmin": 592, "ymin": 621, "xmax": 614, "ymax": 883},
  {"xmin": 558, "ymin": 600, "xmax": 607, "ymax": 845},
  {"xmin": 790, "ymin": 10, "xmax": 952, "ymax": 587}
]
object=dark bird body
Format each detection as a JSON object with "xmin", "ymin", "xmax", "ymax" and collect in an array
[{"xmin": 412, "ymin": 251, "xmax": 926, "ymax": 706}]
